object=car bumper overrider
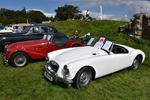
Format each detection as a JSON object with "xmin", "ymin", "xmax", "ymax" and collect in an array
[
  {"xmin": 44, "ymin": 64, "xmax": 73, "ymax": 84},
  {"xmin": 1, "ymin": 52, "xmax": 8, "ymax": 63},
  {"xmin": 1, "ymin": 52, "xmax": 9, "ymax": 66}
]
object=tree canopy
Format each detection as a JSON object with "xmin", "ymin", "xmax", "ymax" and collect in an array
[
  {"xmin": 0, "ymin": 8, "xmax": 49, "ymax": 25},
  {"xmin": 55, "ymin": 4, "xmax": 83, "ymax": 21},
  {"xmin": 27, "ymin": 10, "xmax": 49, "ymax": 23},
  {"xmin": 0, "ymin": 5, "xmax": 84, "ymax": 25}
]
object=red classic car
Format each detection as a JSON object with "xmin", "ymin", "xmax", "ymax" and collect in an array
[{"xmin": 2, "ymin": 32, "xmax": 83, "ymax": 67}]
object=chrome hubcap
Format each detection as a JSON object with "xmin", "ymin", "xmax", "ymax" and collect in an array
[
  {"xmin": 14, "ymin": 55, "xmax": 26, "ymax": 67},
  {"xmin": 80, "ymin": 72, "xmax": 88, "ymax": 84}
]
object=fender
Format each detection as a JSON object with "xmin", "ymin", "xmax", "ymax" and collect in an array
[
  {"xmin": 65, "ymin": 57, "xmax": 97, "ymax": 79},
  {"xmin": 0, "ymin": 37, "xmax": 12, "ymax": 46},
  {"xmin": 130, "ymin": 49, "xmax": 145, "ymax": 63},
  {"xmin": 65, "ymin": 41, "xmax": 83, "ymax": 47}
]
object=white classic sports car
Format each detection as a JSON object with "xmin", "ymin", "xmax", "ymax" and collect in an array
[{"xmin": 44, "ymin": 37, "xmax": 145, "ymax": 89}]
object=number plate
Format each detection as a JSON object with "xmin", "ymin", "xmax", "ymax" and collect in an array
[{"xmin": 45, "ymin": 72, "xmax": 53, "ymax": 82}]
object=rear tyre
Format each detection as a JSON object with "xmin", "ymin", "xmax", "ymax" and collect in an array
[
  {"xmin": 72, "ymin": 67, "xmax": 92, "ymax": 89},
  {"xmin": 1, "ymin": 42, "xmax": 12, "ymax": 52},
  {"xmin": 9, "ymin": 52, "xmax": 29, "ymax": 68},
  {"xmin": 128, "ymin": 56, "xmax": 141, "ymax": 70}
]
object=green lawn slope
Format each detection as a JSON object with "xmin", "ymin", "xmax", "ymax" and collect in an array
[{"xmin": 0, "ymin": 20, "xmax": 150, "ymax": 100}]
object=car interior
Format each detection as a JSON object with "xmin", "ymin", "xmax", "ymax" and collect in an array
[
  {"xmin": 88, "ymin": 36, "xmax": 129, "ymax": 54},
  {"xmin": 50, "ymin": 32, "xmax": 72, "ymax": 47},
  {"xmin": 41, "ymin": 27, "xmax": 49, "ymax": 33},
  {"xmin": 112, "ymin": 45, "xmax": 128, "ymax": 54},
  {"xmin": 53, "ymin": 37, "xmax": 70, "ymax": 47}
]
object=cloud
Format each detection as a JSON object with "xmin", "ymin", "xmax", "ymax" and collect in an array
[
  {"xmin": 102, "ymin": 14, "xmax": 128, "ymax": 21},
  {"xmin": 79, "ymin": 0, "xmax": 150, "ymax": 21},
  {"xmin": 26, "ymin": 9, "xmax": 56, "ymax": 18},
  {"xmin": 44, "ymin": 12, "xmax": 56, "ymax": 18},
  {"xmin": 81, "ymin": 10, "xmax": 128, "ymax": 21},
  {"xmin": 78, "ymin": 0, "xmax": 133, "ymax": 8},
  {"xmin": 27, "ymin": 0, "xmax": 150, "ymax": 21}
]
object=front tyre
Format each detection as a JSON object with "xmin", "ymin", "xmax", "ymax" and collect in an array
[
  {"xmin": 72, "ymin": 67, "xmax": 92, "ymax": 89},
  {"xmin": 128, "ymin": 56, "xmax": 142, "ymax": 70},
  {"xmin": 9, "ymin": 52, "xmax": 29, "ymax": 68}
]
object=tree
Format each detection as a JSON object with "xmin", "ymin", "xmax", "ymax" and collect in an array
[
  {"xmin": 0, "ymin": 8, "xmax": 27, "ymax": 24},
  {"xmin": 55, "ymin": 4, "xmax": 81, "ymax": 21},
  {"xmin": 27, "ymin": 10, "xmax": 48, "ymax": 23},
  {"xmin": 49, "ymin": 16, "xmax": 55, "ymax": 22},
  {"xmin": 0, "ymin": 8, "xmax": 49, "ymax": 24}
]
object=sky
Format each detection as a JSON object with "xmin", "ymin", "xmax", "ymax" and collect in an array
[{"xmin": 0, "ymin": 0, "xmax": 150, "ymax": 22}]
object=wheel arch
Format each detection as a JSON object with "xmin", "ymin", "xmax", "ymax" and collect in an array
[
  {"xmin": 8, "ymin": 51, "xmax": 31, "ymax": 67},
  {"xmin": 65, "ymin": 42, "xmax": 83, "ymax": 47},
  {"xmin": 1, "ymin": 41, "xmax": 13, "ymax": 52},
  {"xmin": 0, "ymin": 38, "xmax": 14, "ymax": 46},
  {"xmin": 73, "ymin": 65, "xmax": 96, "ymax": 81},
  {"xmin": 72, "ymin": 43, "xmax": 82, "ymax": 47},
  {"xmin": 135, "ymin": 54, "xmax": 143, "ymax": 63},
  {"xmin": 130, "ymin": 50, "xmax": 145, "ymax": 63},
  {"xmin": 128, "ymin": 54, "xmax": 144, "ymax": 70},
  {"xmin": 9, "ymin": 51, "xmax": 31, "ymax": 61}
]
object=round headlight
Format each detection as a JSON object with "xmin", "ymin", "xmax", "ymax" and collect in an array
[{"xmin": 62, "ymin": 65, "xmax": 69, "ymax": 79}]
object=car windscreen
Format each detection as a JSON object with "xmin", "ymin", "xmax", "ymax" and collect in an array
[{"xmin": 22, "ymin": 26, "xmax": 31, "ymax": 33}]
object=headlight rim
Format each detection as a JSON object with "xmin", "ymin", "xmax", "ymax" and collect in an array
[
  {"xmin": 45, "ymin": 54, "xmax": 49, "ymax": 61},
  {"xmin": 62, "ymin": 65, "xmax": 69, "ymax": 79}
]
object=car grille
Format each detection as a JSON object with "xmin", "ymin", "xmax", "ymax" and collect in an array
[
  {"xmin": 2, "ymin": 47, "xmax": 8, "ymax": 56},
  {"xmin": 49, "ymin": 60, "xmax": 59, "ymax": 73}
]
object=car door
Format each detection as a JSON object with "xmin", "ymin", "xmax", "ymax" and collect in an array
[
  {"xmin": 109, "ymin": 53, "xmax": 132, "ymax": 71},
  {"xmin": 47, "ymin": 40, "xmax": 61, "ymax": 53},
  {"xmin": 94, "ymin": 41, "xmax": 132, "ymax": 77},
  {"xmin": 45, "ymin": 34, "xmax": 62, "ymax": 53},
  {"xmin": 93, "ymin": 53, "xmax": 132, "ymax": 78}
]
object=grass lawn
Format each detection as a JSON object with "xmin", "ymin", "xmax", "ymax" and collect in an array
[{"xmin": 0, "ymin": 20, "xmax": 150, "ymax": 100}]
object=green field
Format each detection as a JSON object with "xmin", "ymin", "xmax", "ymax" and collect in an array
[{"xmin": 0, "ymin": 20, "xmax": 150, "ymax": 100}]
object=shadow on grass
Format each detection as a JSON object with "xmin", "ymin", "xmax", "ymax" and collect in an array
[
  {"xmin": 43, "ymin": 75, "xmax": 70, "ymax": 89},
  {"xmin": 41, "ymin": 67, "xmax": 70, "ymax": 89},
  {"xmin": 2, "ymin": 58, "xmax": 46, "ymax": 68},
  {"xmin": 142, "ymin": 63, "xmax": 150, "ymax": 68},
  {"xmin": 29, "ymin": 58, "xmax": 46, "ymax": 63}
]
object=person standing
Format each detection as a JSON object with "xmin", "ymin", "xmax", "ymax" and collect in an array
[
  {"xmin": 86, "ymin": 10, "xmax": 90, "ymax": 19},
  {"xmin": 16, "ymin": 26, "xmax": 22, "ymax": 33}
]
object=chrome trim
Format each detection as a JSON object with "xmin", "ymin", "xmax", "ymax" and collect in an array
[
  {"xmin": 1, "ymin": 52, "xmax": 8, "ymax": 63},
  {"xmin": 1, "ymin": 52, "xmax": 9, "ymax": 66},
  {"xmin": 49, "ymin": 60, "xmax": 59, "ymax": 73},
  {"xmin": 45, "ymin": 54, "xmax": 49, "ymax": 61},
  {"xmin": 44, "ymin": 64, "xmax": 73, "ymax": 84}
]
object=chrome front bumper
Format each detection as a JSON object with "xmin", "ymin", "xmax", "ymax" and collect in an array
[
  {"xmin": 1, "ymin": 52, "xmax": 8, "ymax": 62},
  {"xmin": 44, "ymin": 64, "xmax": 73, "ymax": 84},
  {"xmin": 1, "ymin": 52, "xmax": 9, "ymax": 66}
]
